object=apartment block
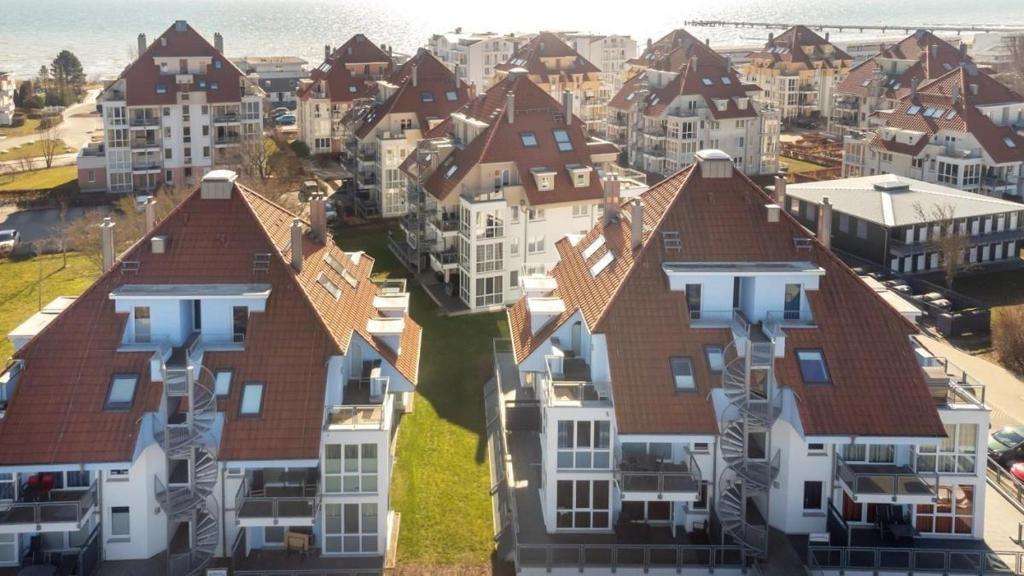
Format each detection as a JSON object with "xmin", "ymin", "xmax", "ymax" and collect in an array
[
  {"xmin": 842, "ymin": 64, "xmax": 1024, "ymax": 198},
  {"xmin": 565, "ymin": 33, "xmax": 638, "ymax": 105},
  {"xmin": 741, "ymin": 26, "xmax": 852, "ymax": 122},
  {"xmin": 81, "ymin": 21, "xmax": 265, "ymax": 194},
  {"xmin": 296, "ymin": 35, "xmax": 394, "ymax": 156},
  {"xmin": 609, "ymin": 29, "xmax": 779, "ymax": 177},
  {"xmin": 345, "ymin": 50, "xmax": 472, "ymax": 219},
  {"xmin": 0, "ymin": 171, "xmax": 421, "ymax": 575},
  {"xmin": 493, "ymin": 150, "xmax": 992, "ymax": 574},
  {"xmin": 232, "ymin": 56, "xmax": 308, "ymax": 110},
  {"xmin": 786, "ymin": 174, "xmax": 1024, "ymax": 275},
  {"xmin": 494, "ymin": 32, "xmax": 605, "ymax": 135},
  {"xmin": 426, "ymin": 30, "xmax": 531, "ymax": 91},
  {"xmin": 394, "ymin": 71, "xmax": 645, "ymax": 312},
  {"xmin": 832, "ymin": 31, "xmax": 970, "ymax": 134},
  {"xmin": 0, "ymin": 72, "xmax": 14, "ymax": 126}
]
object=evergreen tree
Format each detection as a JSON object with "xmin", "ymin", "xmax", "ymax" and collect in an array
[{"xmin": 49, "ymin": 51, "xmax": 86, "ymax": 106}]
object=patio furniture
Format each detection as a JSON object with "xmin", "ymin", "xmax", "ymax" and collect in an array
[{"xmin": 285, "ymin": 530, "xmax": 310, "ymax": 558}]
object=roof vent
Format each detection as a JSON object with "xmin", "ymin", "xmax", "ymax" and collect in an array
[
  {"xmin": 695, "ymin": 149, "xmax": 734, "ymax": 179},
  {"xmin": 766, "ymin": 204, "xmax": 781, "ymax": 223},
  {"xmin": 151, "ymin": 235, "xmax": 168, "ymax": 254},
  {"xmin": 873, "ymin": 180, "xmax": 910, "ymax": 192},
  {"xmin": 527, "ymin": 297, "xmax": 566, "ymax": 335},
  {"xmin": 201, "ymin": 170, "xmax": 237, "ymax": 199}
]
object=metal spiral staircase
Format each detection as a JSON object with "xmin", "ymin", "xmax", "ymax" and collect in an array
[
  {"xmin": 154, "ymin": 339, "xmax": 221, "ymax": 576},
  {"xmin": 716, "ymin": 318, "xmax": 782, "ymax": 559}
]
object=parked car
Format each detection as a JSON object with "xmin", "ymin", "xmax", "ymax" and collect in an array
[
  {"xmin": 1010, "ymin": 462, "xmax": 1024, "ymax": 483},
  {"xmin": 0, "ymin": 229, "xmax": 20, "ymax": 256},
  {"xmin": 275, "ymin": 114, "xmax": 296, "ymax": 126},
  {"xmin": 989, "ymin": 426, "xmax": 1024, "ymax": 466},
  {"xmin": 325, "ymin": 202, "xmax": 338, "ymax": 223},
  {"xmin": 270, "ymin": 107, "xmax": 290, "ymax": 117}
]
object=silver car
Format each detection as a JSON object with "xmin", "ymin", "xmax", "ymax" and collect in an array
[{"xmin": 0, "ymin": 229, "xmax": 20, "ymax": 256}]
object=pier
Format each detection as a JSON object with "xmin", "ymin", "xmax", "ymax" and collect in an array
[{"xmin": 683, "ymin": 20, "xmax": 1024, "ymax": 36}]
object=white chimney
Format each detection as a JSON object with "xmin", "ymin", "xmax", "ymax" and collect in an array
[
  {"xmin": 695, "ymin": 149, "xmax": 734, "ymax": 179},
  {"xmin": 291, "ymin": 218, "xmax": 304, "ymax": 272},
  {"xmin": 309, "ymin": 193, "xmax": 327, "ymax": 242},
  {"xmin": 411, "ymin": 62, "xmax": 418, "ymax": 87},
  {"xmin": 562, "ymin": 90, "xmax": 573, "ymax": 125},
  {"xmin": 766, "ymin": 204, "xmax": 781, "ymax": 223},
  {"xmin": 151, "ymin": 235, "xmax": 168, "ymax": 254},
  {"xmin": 101, "ymin": 217, "xmax": 116, "ymax": 272},
  {"xmin": 137, "ymin": 34, "xmax": 147, "ymax": 58},
  {"xmin": 144, "ymin": 197, "xmax": 157, "ymax": 233},
  {"xmin": 506, "ymin": 91, "xmax": 515, "ymax": 124},
  {"xmin": 630, "ymin": 199, "xmax": 644, "ymax": 250},
  {"xmin": 214, "ymin": 32, "xmax": 223, "ymax": 53},
  {"xmin": 774, "ymin": 173, "xmax": 787, "ymax": 205},
  {"xmin": 200, "ymin": 169, "xmax": 237, "ymax": 199},
  {"xmin": 602, "ymin": 175, "xmax": 621, "ymax": 225},
  {"xmin": 817, "ymin": 197, "xmax": 833, "ymax": 249}
]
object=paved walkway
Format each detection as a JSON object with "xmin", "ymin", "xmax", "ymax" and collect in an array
[
  {"xmin": 0, "ymin": 89, "xmax": 101, "ymax": 155},
  {"xmin": 918, "ymin": 335, "xmax": 1024, "ymax": 428}
]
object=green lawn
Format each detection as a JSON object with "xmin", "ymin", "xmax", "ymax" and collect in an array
[
  {"xmin": 780, "ymin": 155, "xmax": 827, "ymax": 174},
  {"xmin": 0, "ymin": 253, "xmax": 99, "ymax": 364},
  {"xmin": 0, "ymin": 165, "xmax": 77, "ymax": 191},
  {"xmin": 0, "ymin": 140, "xmax": 73, "ymax": 161},
  {"xmin": 0, "ymin": 118, "xmax": 42, "ymax": 138},
  {"xmin": 336, "ymin": 225, "xmax": 505, "ymax": 568}
]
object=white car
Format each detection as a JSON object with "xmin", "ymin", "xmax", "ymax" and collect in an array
[
  {"xmin": 0, "ymin": 229, "xmax": 20, "ymax": 256},
  {"xmin": 325, "ymin": 203, "xmax": 338, "ymax": 223}
]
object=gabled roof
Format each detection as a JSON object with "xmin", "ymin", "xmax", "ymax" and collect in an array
[
  {"xmin": 873, "ymin": 66, "xmax": 1024, "ymax": 164},
  {"xmin": 838, "ymin": 31, "xmax": 969, "ymax": 100},
  {"xmin": 495, "ymin": 32, "xmax": 600, "ymax": 81},
  {"xmin": 749, "ymin": 25, "xmax": 852, "ymax": 68},
  {"xmin": 298, "ymin": 34, "xmax": 392, "ymax": 101},
  {"xmin": 331, "ymin": 34, "xmax": 391, "ymax": 64},
  {"xmin": 610, "ymin": 57, "xmax": 759, "ymax": 120},
  {"xmin": 507, "ymin": 162, "xmax": 945, "ymax": 438},
  {"xmin": 111, "ymin": 21, "xmax": 253, "ymax": 107},
  {"xmin": 406, "ymin": 74, "xmax": 612, "ymax": 206},
  {"xmin": 0, "ymin": 180, "xmax": 420, "ymax": 466},
  {"xmin": 353, "ymin": 50, "xmax": 472, "ymax": 139},
  {"xmin": 628, "ymin": 29, "xmax": 725, "ymax": 71}
]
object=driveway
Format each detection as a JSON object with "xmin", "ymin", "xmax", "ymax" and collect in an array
[
  {"xmin": 0, "ymin": 204, "xmax": 109, "ymax": 245},
  {"xmin": 0, "ymin": 89, "xmax": 103, "ymax": 154}
]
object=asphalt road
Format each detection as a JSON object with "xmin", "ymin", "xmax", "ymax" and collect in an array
[
  {"xmin": 0, "ymin": 89, "xmax": 103, "ymax": 154},
  {"xmin": 0, "ymin": 205, "xmax": 109, "ymax": 245}
]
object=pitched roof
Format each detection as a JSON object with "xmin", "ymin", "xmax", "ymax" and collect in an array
[
  {"xmin": 407, "ymin": 74, "xmax": 613, "ymax": 206},
  {"xmin": 353, "ymin": 51, "xmax": 472, "ymax": 139},
  {"xmin": 507, "ymin": 161, "xmax": 945, "ymax": 438},
  {"xmin": 331, "ymin": 34, "xmax": 392, "ymax": 64},
  {"xmin": 627, "ymin": 29, "xmax": 725, "ymax": 71},
  {"xmin": 610, "ymin": 56, "xmax": 759, "ymax": 120},
  {"xmin": 749, "ymin": 25, "xmax": 851, "ymax": 68},
  {"xmin": 872, "ymin": 66, "xmax": 1024, "ymax": 164},
  {"xmin": 111, "ymin": 21, "xmax": 255, "ymax": 107},
  {"xmin": 837, "ymin": 31, "xmax": 969, "ymax": 100},
  {"xmin": 0, "ymin": 180, "xmax": 420, "ymax": 466},
  {"xmin": 298, "ymin": 34, "xmax": 392, "ymax": 101},
  {"xmin": 495, "ymin": 32, "xmax": 600, "ymax": 81}
]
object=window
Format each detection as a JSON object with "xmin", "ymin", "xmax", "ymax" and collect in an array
[
  {"xmin": 685, "ymin": 284, "xmax": 701, "ymax": 320},
  {"xmin": 856, "ymin": 219, "xmax": 868, "ymax": 240},
  {"xmin": 796, "ymin": 350, "xmax": 830, "ymax": 384},
  {"xmin": 556, "ymin": 420, "xmax": 611, "ymax": 469},
  {"xmin": 233, "ymin": 306, "xmax": 248, "ymax": 342},
  {"xmin": 670, "ymin": 357, "xmax": 695, "ymax": 391},
  {"xmin": 556, "ymin": 480, "xmax": 610, "ymax": 529},
  {"xmin": 325, "ymin": 443, "xmax": 378, "ymax": 493},
  {"xmin": 105, "ymin": 374, "xmax": 138, "ymax": 410},
  {"xmin": 916, "ymin": 484, "xmax": 974, "ymax": 535},
  {"xmin": 111, "ymin": 506, "xmax": 130, "ymax": 539},
  {"xmin": 419, "ymin": 91, "xmax": 434, "ymax": 102},
  {"xmin": 109, "ymin": 469, "xmax": 129, "ymax": 481},
  {"xmin": 692, "ymin": 481, "xmax": 709, "ymax": 511},
  {"xmin": 156, "ymin": 84, "xmax": 167, "ymax": 94},
  {"xmin": 704, "ymin": 345, "xmax": 724, "ymax": 375},
  {"xmin": 133, "ymin": 306, "xmax": 151, "ymax": 343},
  {"xmin": 209, "ymin": 81, "xmax": 219, "ymax": 91},
  {"xmin": 917, "ymin": 423, "xmax": 978, "ymax": 474},
  {"xmin": 475, "ymin": 242, "xmax": 503, "ymax": 273},
  {"xmin": 784, "ymin": 283, "xmax": 802, "ymax": 320},
  {"xmin": 528, "ymin": 208, "xmax": 545, "ymax": 221},
  {"xmin": 239, "ymin": 383, "xmax": 264, "ymax": 416},
  {"xmin": 838, "ymin": 213, "xmax": 850, "ymax": 233},
  {"xmin": 553, "ymin": 129, "xmax": 573, "ymax": 152},
  {"xmin": 324, "ymin": 502, "xmax": 378, "ymax": 553},
  {"xmin": 572, "ymin": 204, "xmax": 589, "ymax": 218},
  {"xmin": 527, "ymin": 235, "xmax": 545, "ymax": 255},
  {"xmin": 214, "ymin": 370, "xmax": 232, "ymax": 397},
  {"xmin": 808, "ymin": 443, "xmax": 826, "ymax": 454},
  {"xmin": 445, "ymin": 90, "xmax": 458, "ymax": 101},
  {"xmin": 520, "ymin": 132, "xmax": 538, "ymax": 147},
  {"xmin": 803, "ymin": 481, "xmax": 823, "ymax": 510}
]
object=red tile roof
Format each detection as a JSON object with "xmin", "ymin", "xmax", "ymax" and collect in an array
[
  {"xmin": 0, "ymin": 181, "xmax": 420, "ymax": 465},
  {"xmin": 610, "ymin": 56, "xmax": 760, "ymax": 120},
  {"xmin": 353, "ymin": 51, "xmax": 472, "ymax": 140},
  {"xmin": 749, "ymin": 25, "xmax": 852, "ymax": 68},
  {"xmin": 837, "ymin": 31, "xmax": 969, "ymax": 100},
  {"xmin": 495, "ymin": 32, "xmax": 601, "ymax": 81},
  {"xmin": 627, "ymin": 29, "xmax": 726, "ymax": 72},
  {"xmin": 331, "ymin": 34, "xmax": 392, "ymax": 65},
  {"xmin": 507, "ymin": 163, "xmax": 945, "ymax": 438},
  {"xmin": 111, "ymin": 21, "xmax": 255, "ymax": 107},
  {"xmin": 406, "ymin": 75, "xmax": 615, "ymax": 206},
  {"xmin": 298, "ymin": 34, "xmax": 393, "ymax": 101}
]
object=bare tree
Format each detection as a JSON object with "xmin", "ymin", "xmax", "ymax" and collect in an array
[
  {"xmin": 37, "ymin": 124, "xmax": 64, "ymax": 169},
  {"xmin": 912, "ymin": 201, "xmax": 972, "ymax": 287},
  {"xmin": 240, "ymin": 138, "xmax": 275, "ymax": 181}
]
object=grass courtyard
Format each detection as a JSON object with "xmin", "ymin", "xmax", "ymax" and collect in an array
[
  {"xmin": 0, "ymin": 165, "xmax": 77, "ymax": 192},
  {"xmin": 336, "ymin": 224, "xmax": 506, "ymax": 569},
  {"xmin": 779, "ymin": 155, "xmax": 826, "ymax": 174},
  {"xmin": 0, "ymin": 139, "xmax": 74, "ymax": 161}
]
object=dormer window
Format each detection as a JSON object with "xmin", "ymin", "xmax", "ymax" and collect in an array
[
  {"xmin": 445, "ymin": 90, "xmax": 459, "ymax": 101},
  {"xmin": 209, "ymin": 81, "xmax": 219, "ymax": 91},
  {"xmin": 566, "ymin": 164, "xmax": 592, "ymax": 188},
  {"xmin": 520, "ymin": 132, "xmax": 538, "ymax": 148},
  {"xmin": 105, "ymin": 374, "xmax": 139, "ymax": 410},
  {"xmin": 530, "ymin": 167, "xmax": 556, "ymax": 191},
  {"xmin": 420, "ymin": 91, "xmax": 434, "ymax": 102},
  {"xmin": 213, "ymin": 60, "xmax": 223, "ymax": 69},
  {"xmin": 156, "ymin": 84, "xmax": 168, "ymax": 95},
  {"xmin": 553, "ymin": 129, "xmax": 573, "ymax": 152}
]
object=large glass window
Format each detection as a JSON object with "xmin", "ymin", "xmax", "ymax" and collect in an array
[
  {"xmin": 556, "ymin": 420, "xmax": 610, "ymax": 469},
  {"xmin": 324, "ymin": 443, "xmax": 378, "ymax": 493},
  {"xmin": 784, "ymin": 284, "xmax": 801, "ymax": 320},
  {"xmin": 233, "ymin": 306, "xmax": 249, "ymax": 342},
  {"xmin": 685, "ymin": 284, "xmax": 701, "ymax": 320},
  {"xmin": 556, "ymin": 480, "xmax": 610, "ymax": 529},
  {"xmin": 133, "ymin": 306, "xmax": 151, "ymax": 343},
  {"xmin": 324, "ymin": 502, "xmax": 378, "ymax": 553},
  {"xmin": 670, "ymin": 357, "xmax": 695, "ymax": 391},
  {"xmin": 917, "ymin": 423, "xmax": 977, "ymax": 474},
  {"xmin": 916, "ymin": 485, "xmax": 974, "ymax": 535}
]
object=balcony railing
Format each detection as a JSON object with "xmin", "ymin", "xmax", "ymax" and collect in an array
[
  {"xmin": 215, "ymin": 135, "xmax": 242, "ymax": 145},
  {"xmin": 130, "ymin": 139, "xmax": 160, "ymax": 149},
  {"xmin": 214, "ymin": 113, "xmax": 241, "ymax": 123},
  {"xmin": 0, "ymin": 481, "xmax": 97, "ymax": 527},
  {"xmin": 430, "ymin": 248, "xmax": 458, "ymax": 267},
  {"xmin": 835, "ymin": 456, "xmax": 937, "ymax": 502},
  {"xmin": 131, "ymin": 160, "xmax": 161, "ymax": 171},
  {"xmin": 129, "ymin": 116, "xmax": 160, "ymax": 127},
  {"xmin": 324, "ymin": 378, "xmax": 392, "ymax": 430},
  {"xmin": 234, "ymin": 477, "xmax": 319, "ymax": 524},
  {"xmin": 544, "ymin": 355, "xmax": 611, "ymax": 405},
  {"xmin": 618, "ymin": 452, "xmax": 702, "ymax": 499},
  {"xmin": 429, "ymin": 212, "xmax": 459, "ymax": 233}
]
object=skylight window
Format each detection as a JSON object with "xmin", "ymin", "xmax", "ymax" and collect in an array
[
  {"xmin": 650, "ymin": 95, "xmax": 660, "ymax": 105},
  {"xmin": 705, "ymin": 345, "xmax": 724, "ymax": 375},
  {"xmin": 922, "ymin": 106, "xmax": 936, "ymax": 117},
  {"xmin": 214, "ymin": 370, "xmax": 233, "ymax": 397},
  {"xmin": 213, "ymin": 60, "xmax": 223, "ymax": 69},
  {"xmin": 317, "ymin": 272, "xmax": 342, "ymax": 299},
  {"xmin": 520, "ymin": 132, "xmax": 538, "ymax": 147},
  {"xmin": 796, "ymin": 350, "xmax": 831, "ymax": 384},
  {"xmin": 625, "ymin": 93, "xmax": 635, "ymax": 101},
  {"xmin": 906, "ymin": 105, "xmax": 921, "ymax": 115},
  {"xmin": 105, "ymin": 374, "xmax": 139, "ymax": 410},
  {"xmin": 420, "ymin": 91, "xmax": 434, "ymax": 102},
  {"xmin": 348, "ymin": 85, "xmax": 358, "ymax": 93},
  {"xmin": 891, "ymin": 82, "xmax": 901, "ymax": 90},
  {"xmin": 1006, "ymin": 137, "xmax": 1018, "ymax": 149},
  {"xmin": 721, "ymin": 76, "xmax": 732, "ymax": 85},
  {"xmin": 670, "ymin": 357, "xmax": 696, "ymax": 391},
  {"xmin": 861, "ymin": 79, "xmax": 871, "ymax": 87},
  {"xmin": 553, "ymin": 129, "xmax": 573, "ymax": 152},
  {"xmin": 239, "ymin": 383, "xmax": 264, "ymax": 416},
  {"xmin": 445, "ymin": 90, "xmax": 459, "ymax": 101},
  {"xmin": 701, "ymin": 78, "xmax": 713, "ymax": 86},
  {"xmin": 945, "ymin": 110, "xmax": 957, "ymax": 120},
  {"xmin": 589, "ymin": 251, "xmax": 614, "ymax": 277},
  {"xmin": 318, "ymin": 62, "xmax": 333, "ymax": 73},
  {"xmin": 209, "ymin": 81, "xmax": 219, "ymax": 91},
  {"xmin": 581, "ymin": 235, "xmax": 606, "ymax": 259},
  {"xmin": 156, "ymin": 84, "xmax": 168, "ymax": 94},
  {"xmin": 325, "ymin": 253, "xmax": 358, "ymax": 288},
  {"xmin": 444, "ymin": 163, "xmax": 458, "ymax": 178}
]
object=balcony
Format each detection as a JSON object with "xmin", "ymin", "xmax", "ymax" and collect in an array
[
  {"xmin": 131, "ymin": 160, "xmax": 161, "ymax": 172},
  {"xmin": 429, "ymin": 248, "xmax": 458, "ymax": 272},
  {"xmin": 130, "ymin": 138, "xmax": 160, "ymax": 150},
  {"xmin": 357, "ymin": 148, "xmax": 376, "ymax": 164},
  {"xmin": 324, "ymin": 371, "xmax": 392, "ymax": 431},
  {"xmin": 129, "ymin": 116, "xmax": 160, "ymax": 127},
  {"xmin": 836, "ymin": 456, "xmax": 937, "ymax": 504},
  {"xmin": 214, "ymin": 112, "xmax": 242, "ymax": 124},
  {"xmin": 235, "ymin": 474, "xmax": 319, "ymax": 528},
  {"xmin": 0, "ymin": 481, "xmax": 97, "ymax": 534},
  {"xmin": 356, "ymin": 171, "xmax": 376, "ymax": 189},
  {"xmin": 544, "ymin": 354, "xmax": 611, "ymax": 407},
  {"xmin": 618, "ymin": 453, "xmax": 701, "ymax": 502},
  {"xmin": 399, "ymin": 212, "xmax": 420, "ymax": 236},
  {"xmin": 428, "ymin": 212, "xmax": 459, "ymax": 237},
  {"xmin": 215, "ymin": 134, "xmax": 242, "ymax": 146}
]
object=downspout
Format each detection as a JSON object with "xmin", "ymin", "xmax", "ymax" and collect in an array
[
  {"xmin": 220, "ymin": 463, "xmax": 227, "ymax": 561},
  {"xmin": 96, "ymin": 470, "xmax": 103, "ymax": 560}
]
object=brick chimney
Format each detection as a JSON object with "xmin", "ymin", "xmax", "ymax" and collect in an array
[
  {"xmin": 309, "ymin": 193, "xmax": 327, "ymax": 242},
  {"xmin": 630, "ymin": 199, "xmax": 644, "ymax": 250},
  {"xmin": 291, "ymin": 218, "xmax": 304, "ymax": 272},
  {"xmin": 817, "ymin": 197, "xmax": 833, "ymax": 249},
  {"xmin": 214, "ymin": 32, "xmax": 223, "ymax": 53},
  {"xmin": 101, "ymin": 217, "xmax": 116, "ymax": 272},
  {"xmin": 137, "ymin": 34, "xmax": 147, "ymax": 58}
]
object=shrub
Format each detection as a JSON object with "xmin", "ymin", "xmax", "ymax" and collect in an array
[
  {"xmin": 289, "ymin": 140, "xmax": 310, "ymax": 158},
  {"xmin": 10, "ymin": 113, "xmax": 25, "ymax": 128},
  {"xmin": 993, "ymin": 305, "xmax": 1024, "ymax": 374}
]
